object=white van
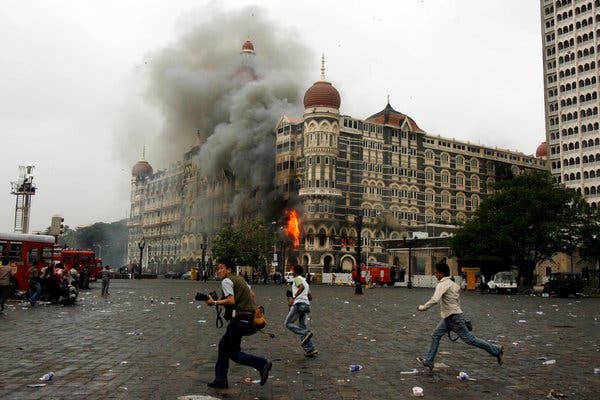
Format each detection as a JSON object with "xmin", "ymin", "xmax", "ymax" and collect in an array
[
  {"xmin": 284, "ymin": 271, "xmax": 295, "ymax": 283},
  {"xmin": 487, "ymin": 271, "xmax": 517, "ymax": 294}
]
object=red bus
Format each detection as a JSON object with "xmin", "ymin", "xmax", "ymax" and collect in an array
[{"xmin": 0, "ymin": 232, "xmax": 56, "ymax": 291}]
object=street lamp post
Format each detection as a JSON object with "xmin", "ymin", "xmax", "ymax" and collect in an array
[
  {"xmin": 355, "ymin": 214, "xmax": 363, "ymax": 295},
  {"xmin": 94, "ymin": 244, "xmax": 102, "ymax": 259},
  {"xmin": 137, "ymin": 239, "xmax": 146, "ymax": 279},
  {"xmin": 403, "ymin": 237, "xmax": 414, "ymax": 289}
]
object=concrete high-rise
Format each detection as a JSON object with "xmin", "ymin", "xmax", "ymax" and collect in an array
[{"xmin": 540, "ymin": 0, "xmax": 600, "ymax": 208}]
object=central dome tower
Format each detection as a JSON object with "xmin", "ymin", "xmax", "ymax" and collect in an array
[{"xmin": 303, "ymin": 56, "xmax": 341, "ymax": 110}]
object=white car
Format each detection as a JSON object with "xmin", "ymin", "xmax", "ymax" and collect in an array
[{"xmin": 487, "ymin": 271, "xmax": 517, "ymax": 294}]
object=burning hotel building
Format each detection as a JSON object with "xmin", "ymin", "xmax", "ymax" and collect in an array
[{"xmin": 127, "ymin": 40, "xmax": 547, "ymax": 276}]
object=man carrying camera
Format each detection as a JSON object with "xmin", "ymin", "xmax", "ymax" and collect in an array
[
  {"xmin": 204, "ymin": 258, "xmax": 272, "ymax": 389},
  {"xmin": 416, "ymin": 262, "xmax": 504, "ymax": 371},
  {"xmin": 285, "ymin": 265, "xmax": 317, "ymax": 357}
]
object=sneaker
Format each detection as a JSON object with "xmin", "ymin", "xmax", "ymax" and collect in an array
[
  {"xmin": 497, "ymin": 345, "xmax": 504, "ymax": 365},
  {"xmin": 416, "ymin": 357, "xmax": 434, "ymax": 371},
  {"xmin": 300, "ymin": 331, "xmax": 313, "ymax": 347},
  {"xmin": 304, "ymin": 349, "xmax": 319, "ymax": 358},
  {"xmin": 260, "ymin": 361, "xmax": 272, "ymax": 386},
  {"xmin": 207, "ymin": 380, "xmax": 228, "ymax": 389}
]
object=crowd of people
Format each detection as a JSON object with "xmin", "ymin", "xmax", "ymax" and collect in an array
[{"xmin": 0, "ymin": 258, "xmax": 85, "ymax": 308}]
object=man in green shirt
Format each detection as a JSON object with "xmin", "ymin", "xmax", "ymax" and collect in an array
[{"xmin": 205, "ymin": 258, "xmax": 272, "ymax": 389}]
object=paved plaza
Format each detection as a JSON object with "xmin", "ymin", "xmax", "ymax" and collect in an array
[{"xmin": 0, "ymin": 279, "xmax": 599, "ymax": 399}]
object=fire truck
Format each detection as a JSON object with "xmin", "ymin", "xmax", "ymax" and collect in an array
[
  {"xmin": 55, "ymin": 249, "xmax": 103, "ymax": 287},
  {"xmin": 351, "ymin": 262, "xmax": 399, "ymax": 286},
  {"xmin": 1, "ymin": 232, "xmax": 102, "ymax": 292}
]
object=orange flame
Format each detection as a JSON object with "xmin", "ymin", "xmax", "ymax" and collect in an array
[{"xmin": 286, "ymin": 209, "xmax": 300, "ymax": 248}]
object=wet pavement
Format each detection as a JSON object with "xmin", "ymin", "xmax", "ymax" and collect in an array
[{"xmin": 0, "ymin": 279, "xmax": 599, "ymax": 399}]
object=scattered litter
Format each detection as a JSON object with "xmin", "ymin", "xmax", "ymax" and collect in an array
[
  {"xmin": 39, "ymin": 372, "xmax": 54, "ymax": 381},
  {"xmin": 197, "ymin": 320, "xmax": 207, "ymax": 324},
  {"xmin": 542, "ymin": 293, "xmax": 549, "ymax": 297},
  {"xmin": 171, "ymin": 363, "xmax": 181, "ymax": 367},
  {"xmin": 143, "ymin": 309, "xmax": 151, "ymax": 312},
  {"xmin": 593, "ymin": 367, "xmax": 600, "ymax": 375},
  {"xmin": 546, "ymin": 389, "xmax": 567, "ymax": 399},
  {"xmin": 456, "ymin": 371, "xmax": 476, "ymax": 381},
  {"xmin": 370, "ymin": 339, "xmax": 377, "ymax": 342},
  {"xmin": 119, "ymin": 386, "xmax": 128, "ymax": 391},
  {"xmin": 412, "ymin": 386, "xmax": 424, "ymax": 396},
  {"xmin": 400, "ymin": 369, "xmax": 419, "ymax": 374},
  {"xmin": 178, "ymin": 396, "xmax": 222, "ymax": 400},
  {"xmin": 349, "ymin": 364, "xmax": 363, "ymax": 372},
  {"xmin": 27, "ymin": 384, "xmax": 46, "ymax": 388},
  {"xmin": 439, "ymin": 351, "xmax": 451, "ymax": 355},
  {"xmin": 434, "ymin": 362, "xmax": 450, "ymax": 368},
  {"xmin": 126, "ymin": 331, "xmax": 143, "ymax": 336},
  {"xmin": 457, "ymin": 371, "xmax": 469, "ymax": 381},
  {"xmin": 120, "ymin": 361, "xmax": 129, "ymax": 365},
  {"xmin": 167, "ymin": 302, "xmax": 176, "ymax": 305},
  {"xmin": 536, "ymin": 311, "xmax": 544, "ymax": 315},
  {"xmin": 517, "ymin": 320, "xmax": 527, "ymax": 323},
  {"xmin": 537, "ymin": 356, "xmax": 548, "ymax": 360},
  {"xmin": 542, "ymin": 359, "xmax": 556, "ymax": 365},
  {"xmin": 344, "ymin": 301, "xmax": 349, "ymax": 304},
  {"xmin": 243, "ymin": 377, "xmax": 261, "ymax": 384}
]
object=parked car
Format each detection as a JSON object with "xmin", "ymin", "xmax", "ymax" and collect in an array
[
  {"xmin": 164, "ymin": 271, "xmax": 183, "ymax": 279},
  {"xmin": 181, "ymin": 271, "xmax": 191, "ymax": 280},
  {"xmin": 487, "ymin": 271, "xmax": 517, "ymax": 294},
  {"xmin": 543, "ymin": 272, "xmax": 583, "ymax": 298}
]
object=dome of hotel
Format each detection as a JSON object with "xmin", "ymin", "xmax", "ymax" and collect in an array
[
  {"xmin": 132, "ymin": 160, "xmax": 153, "ymax": 177},
  {"xmin": 366, "ymin": 102, "xmax": 424, "ymax": 133}
]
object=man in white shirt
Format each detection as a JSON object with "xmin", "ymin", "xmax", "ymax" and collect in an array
[
  {"xmin": 285, "ymin": 265, "xmax": 317, "ymax": 357},
  {"xmin": 416, "ymin": 262, "xmax": 504, "ymax": 371}
]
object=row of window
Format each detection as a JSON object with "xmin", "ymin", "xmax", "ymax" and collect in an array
[
  {"xmin": 559, "ymin": 75, "xmax": 598, "ymax": 92},
  {"xmin": 551, "ymin": 122, "xmax": 599, "ymax": 140},
  {"xmin": 559, "ymin": 91, "xmax": 598, "ymax": 107},
  {"xmin": 561, "ymin": 107, "xmax": 599, "ymax": 121},
  {"xmin": 560, "ymin": 137, "xmax": 600, "ymax": 151},
  {"xmin": 562, "ymin": 153, "xmax": 600, "ymax": 166}
]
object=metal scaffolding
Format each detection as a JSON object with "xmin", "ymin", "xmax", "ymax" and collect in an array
[{"xmin": 10, "ymin": 165, "xmax": 36, "ymax": 234}]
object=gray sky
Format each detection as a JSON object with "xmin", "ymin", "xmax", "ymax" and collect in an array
[{"xmin": 0, "ymin": 0, "xmax": 544, "ymax": 233}]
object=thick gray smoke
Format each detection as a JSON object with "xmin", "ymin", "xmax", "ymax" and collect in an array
[{"xmin": 145, "ymin": 4, "xmax": 311, "ymax": 223}]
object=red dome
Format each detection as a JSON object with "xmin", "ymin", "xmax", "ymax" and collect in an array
[
  {"xmin": 535, "ymin": 141, "xmax": 548, "ymax": 158},
  {"xmin": 303, "ymin": 81, "xmax": 341, "ymax": 109},
  {"xmin": 132, "ymin": 160, "xmax": 153, "ymax": 177},
  {"xmin": 366, "ymin": 103, "xmax": 424, "ymax": 133},
  {"xmin": 241, "ymin": 40, "xmax": 254, "ymax": 52}
]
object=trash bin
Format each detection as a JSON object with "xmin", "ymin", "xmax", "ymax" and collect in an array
[
  {"xmin": 190, "ymin": 268, "xmax": 198, "ymax": 281},
  {"xmin": 313, "ymin": 272, "xmax": 322, "ymax": 284}
]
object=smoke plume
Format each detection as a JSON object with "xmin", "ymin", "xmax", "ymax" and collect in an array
[{"xmin": 118, "ymin": 3, "xmax": 313, "ymax": 225}]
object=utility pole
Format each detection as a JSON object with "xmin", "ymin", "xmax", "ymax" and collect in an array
[{"xmin": 355, "ymin": 214, "xmax": 363, "ymax": 295}]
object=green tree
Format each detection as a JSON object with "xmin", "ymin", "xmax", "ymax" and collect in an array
[
  {"xmin": 579, "ymin": 218, "xmax": 600, "ymax": 266},
  {"xmin": 211, "ymin": 219, "xmax": 273, "ymax": 270},
  {"xmin": 451, "ymin": 171, "xmax": 593, "ymax": 285},
  {"xmin": 45, "ymin": 220, "xmax": 128, "ymax": 267}
]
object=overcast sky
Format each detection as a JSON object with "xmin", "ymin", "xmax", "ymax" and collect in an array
[{"xmin": 0, "ymin": 0, "xmax": 545, "ymax": 233}]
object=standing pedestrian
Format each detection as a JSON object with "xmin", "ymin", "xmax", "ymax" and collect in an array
[
  {"xmin": 285, "ymin": 265, "xmax": 318, "ymax": 357},
  {"xmin": 205, "ymin": 258, "xmax": 272, "ymax": 389},
  {"xmin": 28, "ymin": 264, "xmax": 42, "ymax": 306},
  {"xmin": 101, "ymin": 265, "xmax": 111, "ymax": 296},
  {"xmin": 0, "ymin": 258, "xmax": 16, "ymax": 312},
  {"xmin": 416, "ymin": 262, "xmax": 504, "ymax": 371}
]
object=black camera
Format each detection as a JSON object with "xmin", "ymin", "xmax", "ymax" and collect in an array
[
  {"xmin": 195, "ymin": 290, "xmax": 219, "ymax": 302},
  {"xmin": 286, "ymin": 289, "xmax": 293, "ymax": 298}
]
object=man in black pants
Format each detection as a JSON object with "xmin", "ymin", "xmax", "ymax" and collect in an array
[{"xmin": 205, "ymin": 258, "xmax": 272, "ymax": 389}]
